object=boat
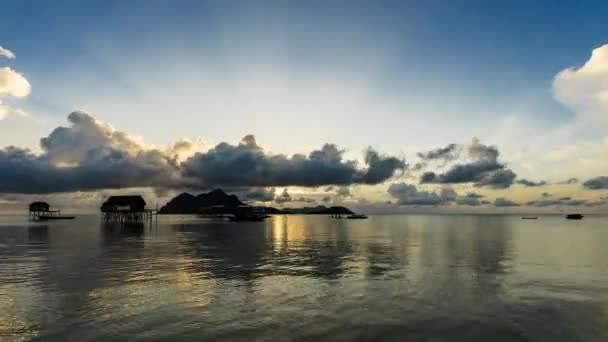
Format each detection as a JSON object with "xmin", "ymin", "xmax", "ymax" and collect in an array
[
  {"xmin": 521, "ymin": 216, "xmax": 538, "ymax": 220},
  {"xmin": 37, "ymin": 215, "xmax": 75, "ymax": 220},
  {"xmin": 228, "ymin": 214, "xmax": 269, "ymax": 222},
  {"xmin": 566, "ymin": 214, "xmax": 583, "ymax": 220},
  {"xmin": 347, "ymin": 214, "xmax": 368, "ymax": 219}
]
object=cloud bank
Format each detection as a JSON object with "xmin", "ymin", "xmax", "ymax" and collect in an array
[
  {"xmin": 181, "ymin": 136, "xmax": 405, "ymax": 189},
  {"xmin": 387, "ymin": 183, "xmax": 483, "ymax": 206},
  {"xmin": 0, "ymin": 112, "xmax": 405, "ymax": 194},
  {"xmin": 583, "ymin": 176, "xmax": 608, "ymax": 189}
]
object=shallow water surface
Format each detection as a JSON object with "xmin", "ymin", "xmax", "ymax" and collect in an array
[{"xmin": 1, "ymin": 214, "xmax": 608, "ymax": 341}]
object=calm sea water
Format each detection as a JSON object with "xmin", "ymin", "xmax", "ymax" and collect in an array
[{"xmin": 1, "ymin": 214, "xmax": 608, "ymax": 341}]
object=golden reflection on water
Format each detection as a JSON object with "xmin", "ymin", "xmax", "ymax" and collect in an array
[{"xmin": 0, "ymin": 285, "xmax": 39, "ymax": 342}]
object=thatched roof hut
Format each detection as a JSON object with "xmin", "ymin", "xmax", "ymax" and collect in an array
[
  {"xmin": 101, "ymin": 196, "xmax": 146, "ymax": 213},
  {"xmin": 29, "ymin": 201, "xmax": 50, "ymax": 212}
]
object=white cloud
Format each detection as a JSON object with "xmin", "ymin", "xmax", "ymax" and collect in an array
[
  {"xmin": 0, "ymin": 67, "xmax": 31, "ymax": 120},
  {"xmin": 553, "ymin": 44, "xmax": 608, "ymax": 121},
  {"xmin": 0, "ymin": 67, "xmax": 31, "ymax": 98},
  {"xmin": 0, "ymin": 102, "xmax": 28, "ymax": 120},
  {"xmin": 0, "ymin": 46, "xmax": 16, "ymax": 59}
]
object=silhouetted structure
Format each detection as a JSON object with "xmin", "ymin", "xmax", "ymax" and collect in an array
[
  {"xmin": 101, "ymin": 195, "xmax": 156, "ymax": 222},
  {"xmin": 158, "ymin": 189, "xmax": 355, "ymax": 216},
  {"xmin": 28, "ymin": 201, "xmax": 74, "ymax": 220}
]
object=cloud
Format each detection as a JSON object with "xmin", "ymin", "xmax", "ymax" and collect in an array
[
  {"xmin": 387, "ymin": 183, "xmax": 480, "ymax": 206},
  {"xmin": 0, "ymin": 112, "xmax": 180, "ymax": 193},
  {"xmin": 417, "ymin": 143, "xmax": 460, "ymax": 163},
  {"xmin": 493, "ymin": 197, "xmax": 520, "ymax": 207},
  {"xmin": 526, "ymin": 196, "xmax": 587, "ymax": 207},
  {"xmin": 0, "ymin": 67, "xmax": 31, "ymax": 120},
  {"xmin": 335, "ymin": 186, "xmax": 352, "ymax": 198},
  {"xmin": 585, "ymin": 198, "xmax": 608, "ymax": 207},
  {"xmin": 236, "ymin": 187, "xmax": 276, "ymax": 202},
  {"xmin": 583, "ymin": 176, "xmax": 608, "ymax": 189},
  {"xmin": 181, "ymin": 137, "xmax": 405, "ymax": 189},
  {"xmin": 295, "ymin": 196, "xmax": 317, "ymax": 204},
  {"xmin": 274, "ymin": 189, "xmax": 292, "ymax": 204},
  {"xmin": 455, "ymin": 192, "xmax": 483, "ymax": 206},
  {"xmin": 516, "ymin": 179, "xmax": 547, "ymax": 187},
  {"xmin": 0, "ymin": 68, "xmax": 30, "ymax": 99},
  {"xmin": 420, "ymin": 138, "xmax": 516, "ymax": 189},
  {"xmin": 553, "ymin": 44, "xmax": 608, "ymax": 121},
  {"xmin": 387, "ymin": 183, "xmax": 448, "ymax": 205},
  {"xmin": 0, "ymin": 46, "xmax": 15, "ymax": 59},
  {"xmin": 1, "ymin": 112, "xmax": 407, "ymax": 194}
]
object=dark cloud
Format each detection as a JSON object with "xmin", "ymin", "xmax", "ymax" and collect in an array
[
  {"xmin": 583, "ymin": 176, "xmax": 608, "ymax": 190},
  {"xmin": 526, "ymin": 199, "xmax": 560, "ymax": 207},
  {"xmin": 493, "ymin": 198, "xmax": 520, "ymax": 207},
  {"xmin": 419, "ymin": 138, "xmax": 516, "ymax": 189},
  {"xmin": 526, "ymin": 196, "xmax": 587, "ymax": 207},
  {"xmin": 585, "ymin": 199, "xmax": 608, "ymax": 207},
  {"xmin": 455, "ymin": 192, "xmax": 483, "ymax": 206},
  {"xmin": 0, "ymin": 113, "xmax": 406, "ymax": 194},
  {"xmin": 473, "ymin": 169, "xmax": 517, "ymax": 189},
  {"xmin": 417, "ymin": 143, "xmax": 460, "ymax": 162},
  {"xmin": 562, "ymin": 199, "xmax": 586, "ymax": 206},
  {"xmin": 181, "ymin": 137, "xmax": 405, "ymax": 189},
  {"xmin": 387, "ymin": 183, "xmax": 449, "ymax": 205},
  {"xmin": 558, "ymin": 178, "xmax": 579, "ymax": 185},
  {"xmin": 516, "ymin": 179, "xmax": 547, "ymax": 187},
  {"xmin": 0, "ymin": 112, "xmax": 179, "ymax": 194},
  {"xmin": 236, "ymin": 187, "xmax": 276, "ymax": 202},
  {"xmin": 387, "ymin": 183, "xmax": 481, "ymax": 206},
  {"xmin": 295, "ymin": 197, "xmax": 316, "ymax": 204}
]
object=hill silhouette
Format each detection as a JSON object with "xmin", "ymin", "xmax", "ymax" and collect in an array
[
  {"xmin": 158, "ymin": 189, "xmax": 353, "ymax": 215},
  {"xmin": 158, "ymin": 189, "xmax": 244, "ymax": 214}
]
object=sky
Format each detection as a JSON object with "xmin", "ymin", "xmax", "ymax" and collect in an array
[{"xmin": 1, "ymin": 0, "xmax": 608, "ymax": 213}]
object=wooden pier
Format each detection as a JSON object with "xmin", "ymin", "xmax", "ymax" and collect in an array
[
  {"xmin": 29, "ymin": 201, "xmax": 74, "ymax": 221},
  {"xmin": 101, "ymin": 195, "xmax": 157, "ymax": 223}
]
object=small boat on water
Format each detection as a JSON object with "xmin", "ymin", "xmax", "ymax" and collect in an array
[
  {"xmin": 38, "ymin": 215, "xmax": 75, "ymax": 220},
  {"xmin": 347, "ymin": 214, "xmax": 368, "ymax": 219},
  {"xmin": 522, "ymin": 216, "xmax": 538, "ymax": 220},
  {"xmin": 566, "ymin": 214, "xmax": 584, "ymax": 220},
  {"xmin": 228, "ymin": 214, "xmax": 269, "ymax": 222}
]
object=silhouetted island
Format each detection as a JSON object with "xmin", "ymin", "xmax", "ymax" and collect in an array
[{"xmin": 158, "ymin": 189, "xmax": 354, "ymax": 215}]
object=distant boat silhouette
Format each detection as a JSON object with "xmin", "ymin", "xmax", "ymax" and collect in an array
[
  {"xmin": 347, "ymin": 214, "xmax": 368, "ymax": 219},
  {"xmin": 522, "ymin": 216, "xmax": 538, "ymax": 220},
  {"xmin": 566, "ymin": 214, "xmax": 583, "ymax": 220},
  {"xmin": 37, "ymin": 215, "xmax": 75, "ymax": 220}
]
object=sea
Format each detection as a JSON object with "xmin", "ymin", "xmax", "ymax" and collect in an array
[{"xmin": 1, "ymin": 214, "xmax": 608, "ymax": 341}]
